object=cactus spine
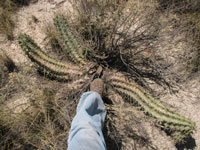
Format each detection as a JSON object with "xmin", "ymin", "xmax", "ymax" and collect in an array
[
  {"xmin": 108, "ymin": 72, "xmax": 196, "ymax": 141},
  {"xmin": 18, "ymin": 34, "xmax": 82, "ymax": 80},
  {"xmin": 53, "ymin": 15, "xmax": 88, "ymax": 66}
]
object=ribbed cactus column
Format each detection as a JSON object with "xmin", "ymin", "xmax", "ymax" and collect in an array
[
  {"xmin": 107, "ymin": 71, "xmax": 196, "ymax": 142},
  {"xmin": 53, "ymin": 15, "xmax": 88, "ymax": 66},
  {"xmin": 18, "ymin": 34, "xmax": 82, "ymax": 80}
]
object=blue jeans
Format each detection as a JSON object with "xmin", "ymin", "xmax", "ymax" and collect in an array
[{"xmin": 68, "ymin": 92, "xmax": 107, "ymax": 150}]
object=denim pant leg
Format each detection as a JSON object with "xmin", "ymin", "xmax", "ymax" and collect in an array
[{"xmin": 68, "ymin": 92, "xmax": 107, "ymax": 150}]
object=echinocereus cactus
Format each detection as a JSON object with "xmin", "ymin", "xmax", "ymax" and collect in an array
[
  {"xmin": 53, "ymin": 15, "xmax": 88, "ymax": 66},
  {"xmin": 18, "ymin": 34, "xmax": 82, "ymax": 80},
  {"xmin": 107, "ymin": 71, "xmax": 196, "ymax": 142}
]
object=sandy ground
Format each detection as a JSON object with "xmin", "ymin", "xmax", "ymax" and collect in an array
[{"xmin": 0, "ymin": 0, "xmax": 199, "ymax": 149}]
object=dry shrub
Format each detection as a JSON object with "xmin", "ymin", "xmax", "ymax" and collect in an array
[
  {"xmin": 69, "ymin": 0, "xmax": 171, "ymax": 89},
  {"xmin": 46, "ymin": 0, "xmax": 169, "ymax": 88}
]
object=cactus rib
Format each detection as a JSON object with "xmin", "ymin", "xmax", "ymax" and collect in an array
[
  {"xmin": 53, "ymin": 15, "xmax": 87, "ymax": 65},
  {"xmin": 108, "ymin": 72, "xmax": 196, "ymax": 139}
]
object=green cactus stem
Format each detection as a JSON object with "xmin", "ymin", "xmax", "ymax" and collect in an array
[
  {"xmin": 53, "ymin": 15, "xmax": 88, "ymax": 66},
  {"xmin": 18, "ymin": 34, "xmax": 82, "ymax": 80},
  {"xmin": 107, "ymin": 72, "xmax": 196, "ymax": 142}
]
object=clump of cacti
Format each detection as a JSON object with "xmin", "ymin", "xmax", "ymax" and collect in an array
[
  {"xmin": 53, "ymin": 15, "xmax": 88, "ymax": 66},
  {"xmin": 17, "ymin": 13, "xmax": 196, "ymax": 144},
  {"xmin": 18, "ymin": 34, "xmax": 82, "ymax": 80},
  {"xmin": 107, "ymin": 71, "xmax": 196, "ymax": 142}
]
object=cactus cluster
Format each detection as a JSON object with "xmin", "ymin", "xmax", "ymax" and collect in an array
[
  {"xmin": 18, "ymin": 14, "xmax": 90, "ymax": 80},
  {"xmin": 54, "ymin": 15, "xmax": 88, "ymax": 66},
  {"xmin": 18, "ymin": 34, "xmax": 82, "ymax": 80},
  {"xmin": 17, "ymin": 14, "xmax": 196, "ymax": 143},
  {"xmin": 107, "ymin": 71, "xmax": 196, "ymax": 142}
]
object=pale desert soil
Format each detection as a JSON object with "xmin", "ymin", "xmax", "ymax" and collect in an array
[{"xmin": 0, "ymin": 0, "xmax": 199, "ymax": 149}]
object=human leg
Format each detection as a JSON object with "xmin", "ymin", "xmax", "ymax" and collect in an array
[{"xmin": 67, "ymin": 91, "xmax": 107, "ymax": 150}]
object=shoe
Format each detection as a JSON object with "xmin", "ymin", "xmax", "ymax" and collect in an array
[{"xmin": 90, "ymin": 78, "xmax": 104, "ymax": 95}]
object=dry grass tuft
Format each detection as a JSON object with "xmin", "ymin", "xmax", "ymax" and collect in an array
[
  {"xmin": 0, "ymin": 68, "xmax": 78, "ymax": 149},
  {"xmin": 0, "ymin": 50, "xmax": 16, "ymax": 87},
  {"xmin": 0, "ymin": 0, "xmax": 31, "ymax": 39},
  {"xmin": 44, "ymin": 23, "xmax": 62, "ymax": 53}
]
